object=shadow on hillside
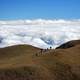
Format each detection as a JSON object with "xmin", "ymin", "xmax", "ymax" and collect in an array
[{"xmin": 56, "ymin": 40, "xmax": 80, "ymax": 49}]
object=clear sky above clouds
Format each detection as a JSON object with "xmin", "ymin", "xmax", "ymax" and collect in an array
[{"xmin": 0, "ymin": 0, "xmax": 80, "ymax": 20}]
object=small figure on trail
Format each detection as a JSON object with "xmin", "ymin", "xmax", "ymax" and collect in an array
[
  {"xmin": 44, "ymin": 49, "xmax": 47, "ymax": 52},
  {"xmin": 50, "ymin": 46, "xmax": 52, "ymax": 49},
  {"xmin": 47, "ymin": 48, "xmax": 48, "ymax": 51},
  {"xmin": 40, "ymin": 49, "xmax": 43, "ymax": 54}
]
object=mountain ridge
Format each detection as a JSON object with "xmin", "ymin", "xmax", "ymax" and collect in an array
[{"xmin": 0, "ymin": 40, "xmax": 80, "ymax": 80}]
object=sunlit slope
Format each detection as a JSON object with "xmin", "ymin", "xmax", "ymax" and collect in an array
[
  {"xmin": 0, "ymin": 45, "xmax": 40, "ymax": 68},
  {"xmin": 0, "ymin": 40, "xmax": 80, "ymax": 80}
]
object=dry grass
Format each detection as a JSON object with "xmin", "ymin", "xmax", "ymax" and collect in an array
[{"xmin": 0, "ymin": 40, "xmax": 80, "ymax": 80}]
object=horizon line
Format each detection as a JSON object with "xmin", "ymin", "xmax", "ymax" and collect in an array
[{"xmin": 0, "ymin": 18, "xmax": 80, "ymax": 21}]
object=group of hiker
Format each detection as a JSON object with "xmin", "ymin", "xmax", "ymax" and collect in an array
[{"xmin": 35, "ymin": 46, "xmax": 52, "ymax": 56}]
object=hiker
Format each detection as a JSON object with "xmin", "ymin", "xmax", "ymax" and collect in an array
[
  {"xmin": 40, "ymin": 49, "xmax": 43, "ymax": 55},
  {"xmin": 50, "ymin": 46, "xmax": 52, "ymax": 49},
  {"xmin": 44, "ymin": 49, "xmax": 47, "ymax": 52},
  {"xmin": 47, "ymin": 48, "xmax": 48, "ymax": 51}
]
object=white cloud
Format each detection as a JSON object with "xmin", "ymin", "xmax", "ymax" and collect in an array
[{"xmin": 0, "ymin": 19, "xmax": 80, "ymax": 49}]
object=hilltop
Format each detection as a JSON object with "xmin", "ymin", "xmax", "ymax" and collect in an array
[{"xmin": 0, "ymin": 40, "xmax": 80, "ymax": 80}]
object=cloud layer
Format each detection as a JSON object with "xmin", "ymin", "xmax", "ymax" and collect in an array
[{"xmin": 0, "ymin": 19, "xmax": 80, "ymax": 49}]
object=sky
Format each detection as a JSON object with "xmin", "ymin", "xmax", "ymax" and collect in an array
[{"xmin": 0, "ymin": 0, "xmax": 80, "ymax": 20}]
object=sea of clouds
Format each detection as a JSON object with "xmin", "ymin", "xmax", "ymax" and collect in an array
[{"xmin": 0, "ymin": 19, "xmax": 80, "ymax": 49}]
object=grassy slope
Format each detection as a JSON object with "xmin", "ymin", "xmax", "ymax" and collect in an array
[
  {"xmin": 0, "ymin": 40, "xmax": 80, "ymax": 80},
  {"xmin": 0, "ymin": 45, "xmax": 40, "ymax": 68}
]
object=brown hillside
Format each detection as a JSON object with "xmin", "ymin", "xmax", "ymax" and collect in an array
[
  {"xmin": 0, "ymin": 40, "xmax": 80, "ymax": 80},
  {"xmin": 56, "ymin": 40, "xmax": 80, "ymax": 49}
]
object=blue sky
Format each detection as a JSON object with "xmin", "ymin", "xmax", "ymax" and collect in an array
[{"xmin": 0, "ymin": 0, "xmax": 80, "ymax": 20}]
